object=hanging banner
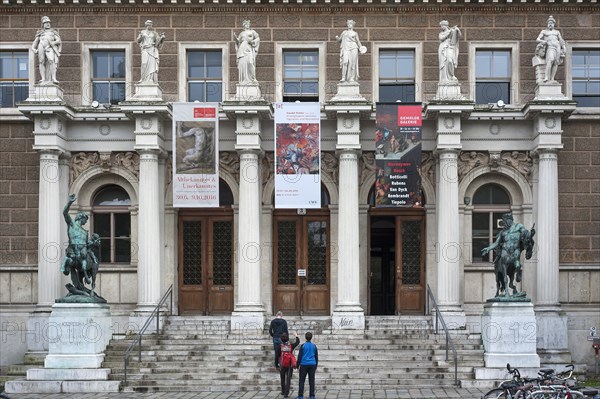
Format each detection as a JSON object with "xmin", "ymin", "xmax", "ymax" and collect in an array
[
  {"xmin": 172, "ymin": 103, "xmax": 219, "ymax": 207},
  {"xmin": 274, "ymin": 102, "xmax": 321, "ymax": 209},
  {"xmin": 375, "ymin": 103, "xmax": 422, "ymax": 207}
]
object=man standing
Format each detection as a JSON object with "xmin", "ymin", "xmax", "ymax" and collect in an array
[
  {"xmin": 269, "ymin": 311, "xmax": 288, "ymax": 369},
  {"xmin": 32, "ymin": 16, "xmax": 61, "ymax": 84},
  {"xmin": 296, "ymin": 332, "xmax": 318, "ymax": 399}
]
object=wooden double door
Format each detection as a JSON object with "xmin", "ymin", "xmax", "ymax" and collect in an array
[
  {"xmin": 273, "ymin": 211, "xmax": 330, "ymax": 315},
  {"xmin": 369, "ymin": 211, "xmax": 425, "ymax": 315},
  {"xmin": 178, "ymin": 211, "xmax": 234, "ymax": 315}
]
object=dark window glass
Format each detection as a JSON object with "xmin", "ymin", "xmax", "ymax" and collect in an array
[
  {"xmin": 471, "ymin": 184, "xmax": 511, "ymax": 262},
  {"xmin": 0, "ymin": 51, "xmax": 29, "ymax": 108},
  {"xmin": 92, "ymin": 185, "xmax": 131, "ymax": 264},
  {"xmin": 283, "ymin": 50, "xmax": 319, "ymax": 102},
  {"xmin": 91, "ymin": 51, "xmax": 126, "ymax": 104},
  {"xmin": 473, "ymin": 184, "xmax": 510, "ymax": 205},
  {"xmin": 572, "ymin": 49, "xmax": 600, "ymax": 108},
  {"xmin": 379, "ymin": 50, "xmax": 416, "ymax": 103},
  {"xmin": 475, "ymin": 50, "xmax": 511, "ymax": 104},
  {"xmin": 187, "ymin": 50, "xmax": 222, "ymax": 102}
]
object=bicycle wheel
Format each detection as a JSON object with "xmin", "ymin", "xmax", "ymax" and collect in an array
[{"xmin": 482, "ymin": 388, "xmax": 508, "ymax": 398}]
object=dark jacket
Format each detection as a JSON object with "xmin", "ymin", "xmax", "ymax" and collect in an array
[
  {"xmin": 297, "ymin": 341, "xmax": 318, "ymax": 366},
  {"xmin": 269, "ymin": 318, "xmax": 288, "ymax": 339},
  {"xmin": 275, "ymin": 336, "xmax": 300, "ymax": 366}
]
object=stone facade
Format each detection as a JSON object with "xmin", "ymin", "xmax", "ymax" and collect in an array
[{"xmin": 0, "ymin": 2, "xmax": 598, "ymax": 372}]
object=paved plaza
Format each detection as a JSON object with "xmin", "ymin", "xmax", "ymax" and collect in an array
[{"xmin": 2, "ymin": 388, "xmax": 489, "ymax": 399}]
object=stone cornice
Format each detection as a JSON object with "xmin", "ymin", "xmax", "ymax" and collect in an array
[{"xmin": 0, "ymin": 2, "xmax": 596, "ymax": 9}]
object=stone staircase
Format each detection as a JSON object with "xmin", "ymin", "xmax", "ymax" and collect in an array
[
  {"xmin": 0, "ymin": 352, "xmax": 45, "ymax": 392},
  {"xmin": 102, "ymin": 315, "xmax": 484, "ymax": 392}
]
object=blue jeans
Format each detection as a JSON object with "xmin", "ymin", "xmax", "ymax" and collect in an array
[{"xmin": 273, "ymin": 337, "xmax": 282, "ymax": 367}]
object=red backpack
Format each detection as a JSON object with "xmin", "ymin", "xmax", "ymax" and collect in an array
[{"xmin": 279, "ymin": 342, "xmax": 296, "ymax": 368}]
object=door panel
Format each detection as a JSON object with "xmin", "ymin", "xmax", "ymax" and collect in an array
[
  {"xmin": 397, "ymin": 218, "xmax": 425, "ymax": 314},
  {"xmin": 273, "ymin": 214, "xmax": 330, "ymax": 315},
  {"xmin": 178, "ymin": 214, "xmax": 233, "ymax": 315}
]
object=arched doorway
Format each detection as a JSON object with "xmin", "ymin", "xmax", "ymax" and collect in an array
[
  {"xmin": 272, "ymin": 186, "xmax": 330, "ymax": 315},
  {"xmin": 368, "ymin": 186, "xmax": 425, "ymax": 315},
  {"xmin": 177, "ymin": 179, "xmax": 234, "ymax": 315}
]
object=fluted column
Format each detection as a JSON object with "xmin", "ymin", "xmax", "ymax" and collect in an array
[
  {"xmin": 436, "ymin": 149, "xmax": 461, "ymax": 309},
  {"xmin": 335, "ymin": 150, "xmax": 362, "ymax": 310},
  {"xmin": 136, "ymin": 150, "xmax": 161, "ymax": 310},
  {"xmin": 235, "ymin": 150, "xmax": 263, "ymax": 311},
  {"xmin": 535, "ymin": 149, "xmax": 560, "ymax": 310},
  {"xmin": 36, "ymin": 150, "xmax": 63, "ymax": 308}
]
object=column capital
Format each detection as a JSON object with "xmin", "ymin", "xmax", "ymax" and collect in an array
[
  {"xmin": 433, "ymin": 148, "xmax": 460, "ymax": 159},
  {"xmin": 336, "ymin": 148, "xmax": 361, "ymax": 160}
]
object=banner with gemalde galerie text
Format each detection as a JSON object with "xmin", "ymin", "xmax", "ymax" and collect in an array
[
  {"xmin": 375, "ymin": 103, "xmax": 422, "ymax": 207},
  {"xmin": 274, "ymin": 102, "xmax": 321, "ymax": 209},
  {"xmin": 172, "ymin": 103, "xmax": 219, "ymax": 207}
]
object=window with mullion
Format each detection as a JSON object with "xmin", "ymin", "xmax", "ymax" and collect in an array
[
  {"xmin": 475, "ymin": 50, "xmax": 511, "ymax": 105},
  {"xmin": 92, "ymin": 185, "xmax": 131, "ymax": 264},
  {"xmin": 379, "ymin": 50, "xmax": 416, "ymax": 103},
  {"xmin": 187, "ymin": 50, "xmax": 222, "ymax": 102},
  {"xmin": 92, "ymin": 51, "xmax": 126, "ymax": 105},
  {"xmin": 283, "ymin": 50, "xmax": 319, "ymax": 102},
  {"xmin": 0, "ymin": 50, "xmax": 29, "ymax": 108},
  {"xmin": 471, "ymin": 184, "xmax": 511, "ymax": 263},
  {"xmin": 572, "ymin": 49, "xmax": 600, "ymax": 108}
]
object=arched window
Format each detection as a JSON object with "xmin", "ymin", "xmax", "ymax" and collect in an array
[
  {"xmin": 92, "ymin": 185, "xmax": 131, "ymax": 264},
  {"xmin": 219, "ymin": 178, "xmax": 233, "ymax": 207},
  {"xmin": 471, "ymin": 184, "xmax": 511, "ymax": 263}
]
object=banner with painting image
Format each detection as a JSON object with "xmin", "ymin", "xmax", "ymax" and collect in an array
[
  {"xmin": 375, "ymin": 103, "xmax": 422, "ymax": 207},
  {"xmin": 172, "ymin": 102, "xmax": 219, "ymax": 207},
  {"xmin": 274, "ymin": 102, "xmax": 321, "ymax": 209}
]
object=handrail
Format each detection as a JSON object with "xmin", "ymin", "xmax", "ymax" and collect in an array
[
  {"xmin": 123, "ymin": 285, "xmax": 173, "ymax": 387},
  {"xmin": 426, "ymin": 284, "xmax": 459, "ymax": 387}
]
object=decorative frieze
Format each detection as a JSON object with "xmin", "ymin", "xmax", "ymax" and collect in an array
[
  {"xmin": 420, "ymin": 152, "xmax": 436, "ymax": 187},
  {"xmin": 220, "ymin": 151, "xmax": 241, "ymax": 184},
  {"xmin": 322, "ymin": 152, "xmax": 339, "ymax": 186},
  {"xmin": 359, "ymin": 152, "xmax": 376, "ymax": 189},
  {"xmin": 457, "ymin": 152, "xmax": 489, "ymax": 181},
  {"xmin": 456, "ymin": 150, "xmax": 533, "ymax": 183},
  {"xmin": 69, "ymin": 152, "xmax": 140, "ymax": 185}
]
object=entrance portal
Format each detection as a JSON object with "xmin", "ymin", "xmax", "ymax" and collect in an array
[{"xmin": 369, "ymin": 212, "xmax": 425, "ymax": 315}]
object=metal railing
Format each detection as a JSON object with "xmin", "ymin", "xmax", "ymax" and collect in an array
[
  {"xmin": 123, "ymin": 285, "xmax": 173, "ymax": 386},
  {"xmin": 426, "ymin": 284, "xmax": 459, "ymax": 386}
]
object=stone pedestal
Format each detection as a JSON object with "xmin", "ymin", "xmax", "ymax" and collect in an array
[
  {"xmin": 482, "ymin": 301, "xmax": 540, "ymax": 368},
  {"xmin": 332, "ymin": 312, "xmax": 365, "ymax": 331},
  {"xmin": 434, "ymin": 82, "xmax": 464, "ymax": 101},
  {"xmin": 27, "ymin": 83, "xmax": 64, "ymax": 102},
  {"xmin": 330, "ymin": 82, "xmax": 367, "ymax": 102},
  {"xmin": 231, "ymin": 83, "xmax": 263, "ymax": 101},
  {"xmin": 131, "ymin": 82, "xmax": 163, "ymax": 101},
  {"xmin": 535, "ymin": 82, "xmax": 568, "ymax": 101},
  {"xmin": 4, "ymin": 303, "xmax": 119, "ymax": 394},
  {"xmin": 536, "ymin": 310, "xmax": 571, "ymax": 365}
]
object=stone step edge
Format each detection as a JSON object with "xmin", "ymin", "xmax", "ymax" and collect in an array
[{"xmin": 4, "ymin": 379, "xmax": 121, "ymax": 394}]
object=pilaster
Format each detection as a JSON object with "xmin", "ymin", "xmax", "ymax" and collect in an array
[{"xmin": 222, "ymin": 101, "xmax": 272, "ymax": 331}]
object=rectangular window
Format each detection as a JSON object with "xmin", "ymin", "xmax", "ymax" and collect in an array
[
  {"xmin": 572, "ymin": 49, "xmax": 600, "ymax": 108},
  {"xmin": 0, "ymin": 51, "xmax": 29, "ymax": 108},
  {"xmin": 91, "ymin": 51, "xmax": 126, "ymax": 105},
  {"xmin": 475, "ymin": 50, "xmax": 511, "ymax": 105},
  {"xmin": 379, "ymin": 50, "xmax": 415, "ymax": 103},
  {"xmin": 283, "ymin": 50, "xmax": 319, "ymax": 102},
  {"xmin": 187, "ymin": 50, "xmax": 222, "ymax": 102}
]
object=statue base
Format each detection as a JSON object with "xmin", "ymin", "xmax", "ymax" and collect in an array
[
  {"xmin": 534, "ymin": 82, "xmax": 569, "ymax": 101},
  {"xmin": 230, "ymin": 311, "xmax": 265, "ymax": 333},
  {"xmin": 434, "ymin": 82, "xmax": 465, "ymax": 101},
  {"xmin": 332, "ymin": 307, "xmax": 366, "ymax": 330},
  {"xmin": 482, "ymin": 301, "xmax": 540, "ymax": 368},
  {"xmin": 26, "ymin": 83, "xmax": 64, "ymax": 102},
  {"xmin": 330, "ymin": 81, "xmax": 367, "ymax": 102},
  {"xmin": 4, "ymin": 303, "xmax": 119, "ymax": 394},
  {"xmin": 231, "ymin": 83, "xmax": 263, "ymax": 101},
  {"xmin": 131, "ymin": 82, "xmax": 163, "ymax": 101}
]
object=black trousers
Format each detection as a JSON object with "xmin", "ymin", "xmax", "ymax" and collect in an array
[
  {"xmin": 279, "ymin": 366, "xmax": 293, "ymax": 396},
  {"xmin": 298, "ymin": 364, "xmax": 316, "ymax": 398}
]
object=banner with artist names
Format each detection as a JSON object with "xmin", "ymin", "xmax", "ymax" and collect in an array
[
  {"xmin": 274, "ymin": 102, "xmax": 321, "ymax": 209},
  {"xmin": 375, "ymin": 103, "xmax": 422, "ymax": 207},
  {"xmin": 172, "ymin": 103, "xmax": 219, "ymax": 208}
]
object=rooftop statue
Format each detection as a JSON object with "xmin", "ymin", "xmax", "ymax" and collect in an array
[
  {"xmin": 482, "ymin": 212, "xmax": 535, "ymax": 301},
  {"xmin": 535, "ymin": 16, "xmax": 566, "ymax": 83},
  {"xmin": 438, "ymin": 20, "xmax": 461, "ymax": 84},
  {"xmin": 336, "ymin": 19, "xmax": 367, "ymax": 83},
  {"xmin": 233, "ymin": 20, "xmax": 260, "ymax": 84},
  {"xmin": 137, "ymin": 20, "xmax": 166, "ymax": 84},
  {"xmin": 32, "ymin": 16, "xmax": 62, "ymax": 84},
  {"xmin": 57, "ymin": 194, "xmax": 106, "ymax": 303}
]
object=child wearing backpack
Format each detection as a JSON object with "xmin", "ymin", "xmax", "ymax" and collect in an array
[
  {"xmin": 276, "ymin": 332, "xmax": 299, "ymax": 398},
  {"xmin": 295, "ymin": 331, "xmax": 318, "ymax": 399}
]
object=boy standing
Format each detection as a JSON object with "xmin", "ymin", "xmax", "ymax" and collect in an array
[{"xmin": 295, "ymin": 332, "xmax": 318, "ymax": 399}]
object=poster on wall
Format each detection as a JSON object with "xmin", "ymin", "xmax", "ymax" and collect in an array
[
  {"xmin": 172, "ymin": 103, "xmax": 219, "ymax": 208},
  {"xmin": 374, "ymin": 103, "xmax": 422, "ymax": 207},
  {"xmin": 274, "ymin": 102, "xmax": 321, "ymax": 209}
]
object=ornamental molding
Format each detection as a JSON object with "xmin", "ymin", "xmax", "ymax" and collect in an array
[
  {"xmin": 359, "ymin": 152, "xmax": 376, "ymax": 188},
  {"xmin": 322, "ymin": 151, "xmax": 339, "ymax": 187},
  {"xmin": 70, "ymin": 151, "xmax": 140, "ymax": 185},
  {"xmin": 458, "ymin": 152, "xmax": 489, "ymax": 181},
  {"xmin": 457, "ymin": 150, "xmax": 533, "ymax": 183},
  {"xmin": 261, "ymin": 151, "xmax": 275, "ymax": 186},
  {"xmin": 220, "ymin": 151, "xmax": 240, "ymax": 184},
  {"xmin": 421, "ymin": 151, "xmax": 436, "ymax": 187}
]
